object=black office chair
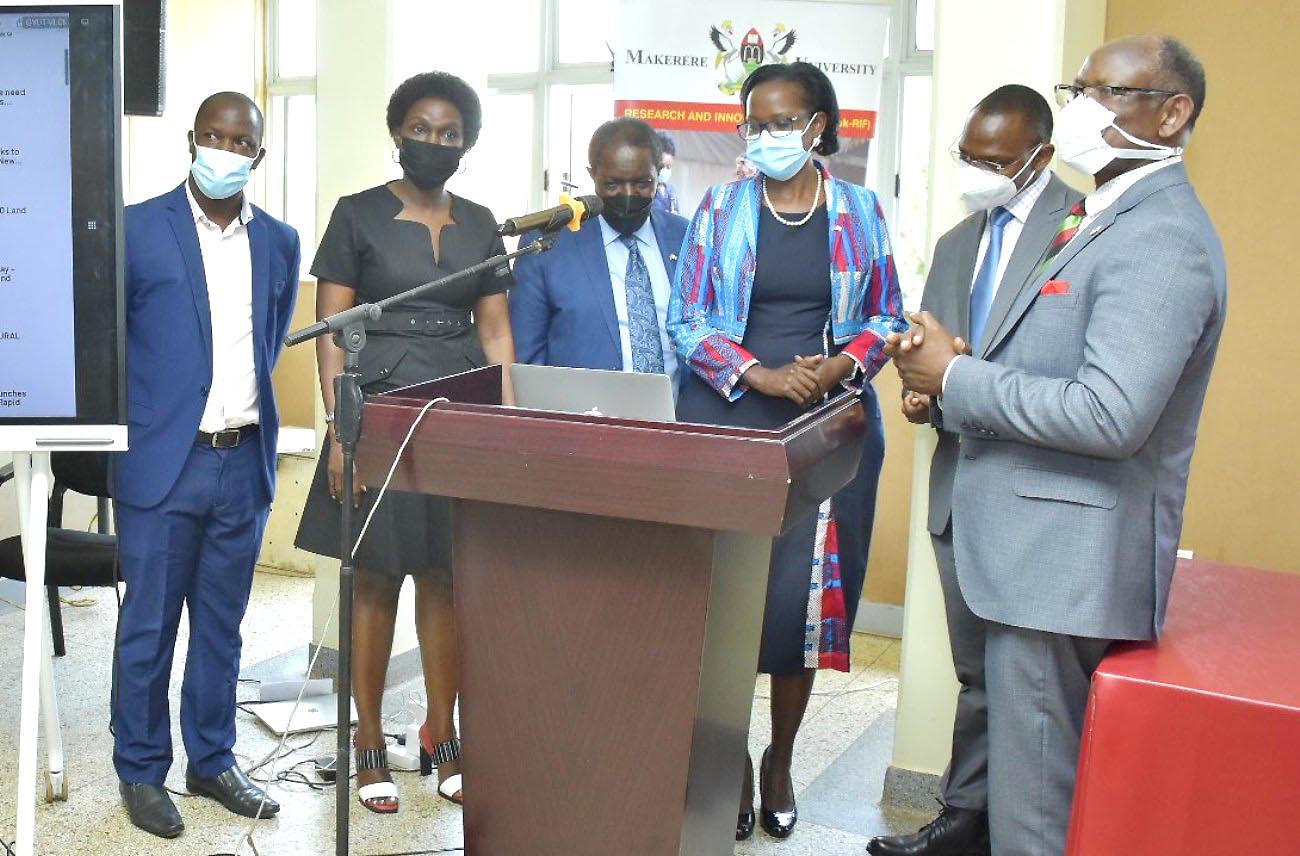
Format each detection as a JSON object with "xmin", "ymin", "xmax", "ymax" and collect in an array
[{"xmin": 0, "ymin": 451, "xmax": 119, "ymax": 656}]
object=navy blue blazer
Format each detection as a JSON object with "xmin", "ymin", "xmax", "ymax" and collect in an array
[
  {"xmin": 509, "ymin": 209, "xmax": 689, "ymax": 370},
  {"xmin": 115, "ymin": 182, "xmax": 301, "ymax": 509}
]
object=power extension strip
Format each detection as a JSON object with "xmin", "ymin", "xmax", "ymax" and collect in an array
[{"xmin": 387, "ymin": 725, "xmax": 422, "ymax": 772}]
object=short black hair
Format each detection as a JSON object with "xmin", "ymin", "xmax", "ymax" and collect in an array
[
  {"xmin": 588, "ymin": 118, "xmax": 663, "ymax": 169},
  {"xmin": 973, "ymin": 84, "xmax": 1054, "ymax": 143},
  {"xmin": 1154, "ymin": 36, "xmax": 1206, "ymax": 129},
  {"xmin": 739, "ymin": 61, "xmax": 840, "ymax": 156},
  {"xmin": 655, "ymin": 129, "xmax": 677, "ymax": 157},
  {"xmin": 386, "ymin": 71, "xmax": 483, "ymax": 149},
  {"xmin": 194, "ymin": 91, "xmax": 264, "ymax": 139}
]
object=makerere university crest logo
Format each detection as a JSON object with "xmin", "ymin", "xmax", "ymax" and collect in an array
[{"xmin": 709, "ymin": 20, "xmax": 797, "ymax": 95}]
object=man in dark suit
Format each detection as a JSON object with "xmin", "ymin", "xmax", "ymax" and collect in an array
[
  {"xmin": 510, "ymin": 118, "xmax": 689, "ymax": 389},
  {"xmin": 869, "ymin": 85, "xmax": 1083, "ymax": 856},
  {"xmin": 889, "ymin": 37, "xmax": 1223, "ymax": 856},
  {"xmin": 113, "ymin": 92, "xmax": 300, "ymax": 839}
]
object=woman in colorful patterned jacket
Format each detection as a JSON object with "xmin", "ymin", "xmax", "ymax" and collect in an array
[{"xmin": 668, "ymin": 61, "xmax": 906, "ymax": 843}]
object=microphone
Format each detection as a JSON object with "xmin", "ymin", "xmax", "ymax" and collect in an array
[{"xmin": 497, "ymin": 194, "xmax": 604, "ymax": 237}]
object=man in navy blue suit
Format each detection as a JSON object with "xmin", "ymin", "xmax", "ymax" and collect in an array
[
  {"xmin": 510, "ymin": 118, "xmax": 689, "ymax": 389},
  {"xmin": 112, "ymin": 92, "xmax": 300, "ymax": 839}
]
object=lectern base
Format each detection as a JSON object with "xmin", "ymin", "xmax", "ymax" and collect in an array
[{"xmin": 454, "ymin": 500, "xmax": 771, "ymax": 856}]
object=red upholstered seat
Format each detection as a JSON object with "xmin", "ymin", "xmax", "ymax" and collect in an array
[{"xmin": 1066, "ymin": 560, "xmax": 1300, "ymax": 855}]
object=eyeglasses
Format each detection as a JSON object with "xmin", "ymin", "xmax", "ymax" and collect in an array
[
  {"xmin": 1054, "ymin": 83, "xmax": 1178, "ymax": 107},
  {"xmin": 950, "ymin": 141, "xmax": 1044, "ymax": 174},
  {"xmin": 736, "ymin": 113, "xmax": 817, "ymax": 142}
]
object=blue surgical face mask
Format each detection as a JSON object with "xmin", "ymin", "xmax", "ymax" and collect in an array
[
  {"xmin": 744, "ymin": 116, "xmax": 819, "ymax": 182},
  {"xmin": 190, "ymin": 143, "xmax": 256, "ymax": 200}
]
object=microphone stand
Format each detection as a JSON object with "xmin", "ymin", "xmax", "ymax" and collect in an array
[{"xmin": 284, "ymin": 233, "xmax": 557, "ymax": 856}]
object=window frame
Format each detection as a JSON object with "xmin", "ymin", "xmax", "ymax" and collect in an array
[
  {"xmin": 260, "ymin": 0, "xmax": 318, "ymax": 248},
  {"xmin": 485, "ymin": 0, "xmax": 615, "ymax": 211}
]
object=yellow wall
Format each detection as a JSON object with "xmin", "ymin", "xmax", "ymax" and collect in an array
[
  {"xmin": 270, "ymin": 280, "xmax": 318, "ymax": 427},
  {"xmin": 1105, "ymin": 2, "xmax": 1300, "ymax": 573},
  {"xmin": 864, "ymin": 373, "xmax": 912, "ymax": 604}
]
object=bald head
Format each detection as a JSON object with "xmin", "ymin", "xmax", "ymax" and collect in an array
[
  {"xmin": 1084, "ymin": 35, "xmax": 1205, "ymax": 129},
  {"xmin": 194, "ymin": 92, "xmax": 264, "ymax": 143}
]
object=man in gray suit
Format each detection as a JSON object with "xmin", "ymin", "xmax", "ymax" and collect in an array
[
  {"xmin": 888, "ymin": 35, "xmax": 1225, "ymax": 856},
  {"xmin": 869, "ymin": 85, "xmax": 1083, "ymax": 856}
]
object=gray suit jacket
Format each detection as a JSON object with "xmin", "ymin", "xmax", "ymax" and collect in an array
[
  {"xmin": 920, "ymin": 174, "xmax": 1083, "ymax": 536},
  {"xmin": 942, "ymin": 162, "xmax": 1227, "ymax": 640}
]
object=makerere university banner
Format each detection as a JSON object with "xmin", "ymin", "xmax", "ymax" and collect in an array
[{"xmin": 615, "ymin": 0, "xmax": 889, "ymax": 138}]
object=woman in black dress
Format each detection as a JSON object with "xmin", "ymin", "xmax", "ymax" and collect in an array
[
  {"xmin": 670, "ymin": 63, "xmax": 905, "ymax": 841},
  {"xmin": 295, "ymin": 72, "xmax": 515, "ymax": 813}
]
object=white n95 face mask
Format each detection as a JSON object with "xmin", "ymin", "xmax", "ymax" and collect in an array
[
  {"xmin": 956, "ymin": 144, "xmax": 1043, "ymax": 213},
  {"xmin": 1055, "ymin": 95, "xmax": 1182, "ymax": 177}
]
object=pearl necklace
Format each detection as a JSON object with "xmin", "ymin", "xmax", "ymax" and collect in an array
[{"xmin": 761, "ymin": 168, "xmax": 823, "ymax": 227}]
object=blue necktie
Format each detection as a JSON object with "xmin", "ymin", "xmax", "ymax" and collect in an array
[
  {"xmin": 619, "ymin": 235, "xmax": 665, "ymax": 373},
  {"xmin": 968, "ymin": 206, "xmax": 1014, "ymax": 351}
]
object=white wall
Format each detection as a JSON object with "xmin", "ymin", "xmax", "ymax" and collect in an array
[{"xmin": 122, "ymin": 0, "xmax": 259, "ymax": 204}]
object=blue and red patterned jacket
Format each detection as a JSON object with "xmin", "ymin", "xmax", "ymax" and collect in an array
[{"xmin": 667, "ymin": 163, "xmax": 907, "ymax": 399}]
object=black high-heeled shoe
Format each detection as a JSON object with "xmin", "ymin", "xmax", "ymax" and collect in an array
[
  {"xmin": 759, "ymin": 745, "xmax": 797, "ymax": 839},
  {"xmin": 737, "ymin": 751, "xmax": 756, "ymax": 840},
  {"xmin": 737, "ymin": 807, "xmax": 756, "ymax": 841},
  {"xmin": 736, "ymin": 751, "xmax": 756, "ymax": 840}
]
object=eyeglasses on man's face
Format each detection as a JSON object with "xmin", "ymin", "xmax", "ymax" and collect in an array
[
  {"xmin": 949, "ymin": 141, "xmax": 1044, "ymax": 175},
  {"xmin": 1054, "ymin": 83, "xmax": 1178, "ymax": 108},
  {"xmin": 736, "ymin": 113, "xmax": 818, "ymax": 142}
]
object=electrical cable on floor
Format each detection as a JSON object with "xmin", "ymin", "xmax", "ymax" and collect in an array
[
  {"xmin": 0, "ymin": 836, "xmax": 16, "ymax": 856},
  {"xmin": 231, "ymin": 399, "xmax": 442, "ymax": 856}
]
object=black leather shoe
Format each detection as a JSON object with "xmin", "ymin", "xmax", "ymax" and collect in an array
[
  {"xmin": 119, "ymin": 781, "xmax": 184, "ymax": 839},
  {"xmin": 737, "ymin": 808, "xmax": 756, "ymax": 841},
  {"xmin": 186, "ymin": 764, "xmax": 280, "ymax": 819},
  {"xmin": 758, "ymin": 746, "xmax": 797, "ymax": 839},
  {"xmin": 866, "ymin": 804, "xmax": 988, "ymax": 855}
]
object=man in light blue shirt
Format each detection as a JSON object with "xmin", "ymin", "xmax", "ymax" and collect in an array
[{"xmin": 511, "ymin": 118, "xmax": 689, "ymax": 390}]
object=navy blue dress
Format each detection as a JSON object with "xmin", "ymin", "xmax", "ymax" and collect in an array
[{"xmin": 676, "ymin": 206, "xmax": 885, "ymax": 675}]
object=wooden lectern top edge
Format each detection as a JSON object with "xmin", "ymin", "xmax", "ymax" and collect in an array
[{"xmin": 357, "ymin": 367, "xmax": 866, "ymax": 534}]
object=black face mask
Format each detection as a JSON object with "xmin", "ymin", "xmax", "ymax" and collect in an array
[
  {"xmin": 600, "ymin": 193, "xmax": 654, "ymax": 236},
  {"xmin": 399, "ymin": 137, "xmax": 463, "ymax": 190}
]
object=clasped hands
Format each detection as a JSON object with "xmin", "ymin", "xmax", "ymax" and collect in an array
[
  {"xmin": 743, "ymin": 352, "xmax": 856, "ymax": 407},
  {"xmin": 886, "ymin": 311, "xmax": 971, "ymax": 401}
]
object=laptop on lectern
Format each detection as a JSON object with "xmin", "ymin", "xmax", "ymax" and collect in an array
[{"xmin": 509, "ymin": 364, "xmax": 677, "ymax": 423}]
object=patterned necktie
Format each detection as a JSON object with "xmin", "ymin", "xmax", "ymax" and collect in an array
[
  {"xmin": 968, "ymin": 206, "xmax": 1014, "ymax": 351},
  {"xmin": 1035, "ymin": 200, "xmax": 1088, "ymax": 277},
  {"xmin": 619, "ymin": 235, "xmax": 665, "ymax": 373}
]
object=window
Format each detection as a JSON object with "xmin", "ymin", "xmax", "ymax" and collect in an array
[
  {"xmin": 391, "ymin": 0, "xmax": 614, "ymax": 239},
  {"xmin": 870, "ymin": 0, "xmax": 935, "ymax": 307},
  {"xmin": 263, "ymin": 0, "xmax": 318, "ymax": 260}
]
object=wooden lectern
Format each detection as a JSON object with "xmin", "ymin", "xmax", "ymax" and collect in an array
[{"xmin": 356, "ymin": 366, "xmax": 866, "ymax": 856}]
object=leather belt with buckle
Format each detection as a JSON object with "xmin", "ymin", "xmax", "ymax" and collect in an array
[{"xmin": 197, "ymin": 424, "xmax": 259, "ymax": 449}]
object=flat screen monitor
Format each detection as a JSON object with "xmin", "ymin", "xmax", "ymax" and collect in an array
[{"xmin": 0, "ymin": 3, "xmax": 124, "ymax": 448}]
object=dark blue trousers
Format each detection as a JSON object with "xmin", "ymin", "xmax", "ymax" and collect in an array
[{"xmin": 112, "ymin": 438, "xmax": 269, "ymax": 785}]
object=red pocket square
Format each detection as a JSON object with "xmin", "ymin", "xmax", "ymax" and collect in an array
[{"xmin": 1040, "ymin": 280, "xmax": 1070, "ymax": 295}]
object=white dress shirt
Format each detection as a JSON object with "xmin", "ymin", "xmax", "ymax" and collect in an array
[
  {"xmin": 1080, "ymin": 155, "xmax": 1182, "ymax": 229},
  {"xmin": 969, "ymin": 166, "xmax": 1053, "ymax": 299},
  {"xmin": 597, "ymin": 214, "xmax": 680, "ymax": 391},
  {"xmin": 186, "ymin": 182, "xmax": 259, "ymax": 431}
]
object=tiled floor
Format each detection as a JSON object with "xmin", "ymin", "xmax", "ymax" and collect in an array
[{"xmin": 0, "ymin": 572, "xmax": 929, "ymax": 855}]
